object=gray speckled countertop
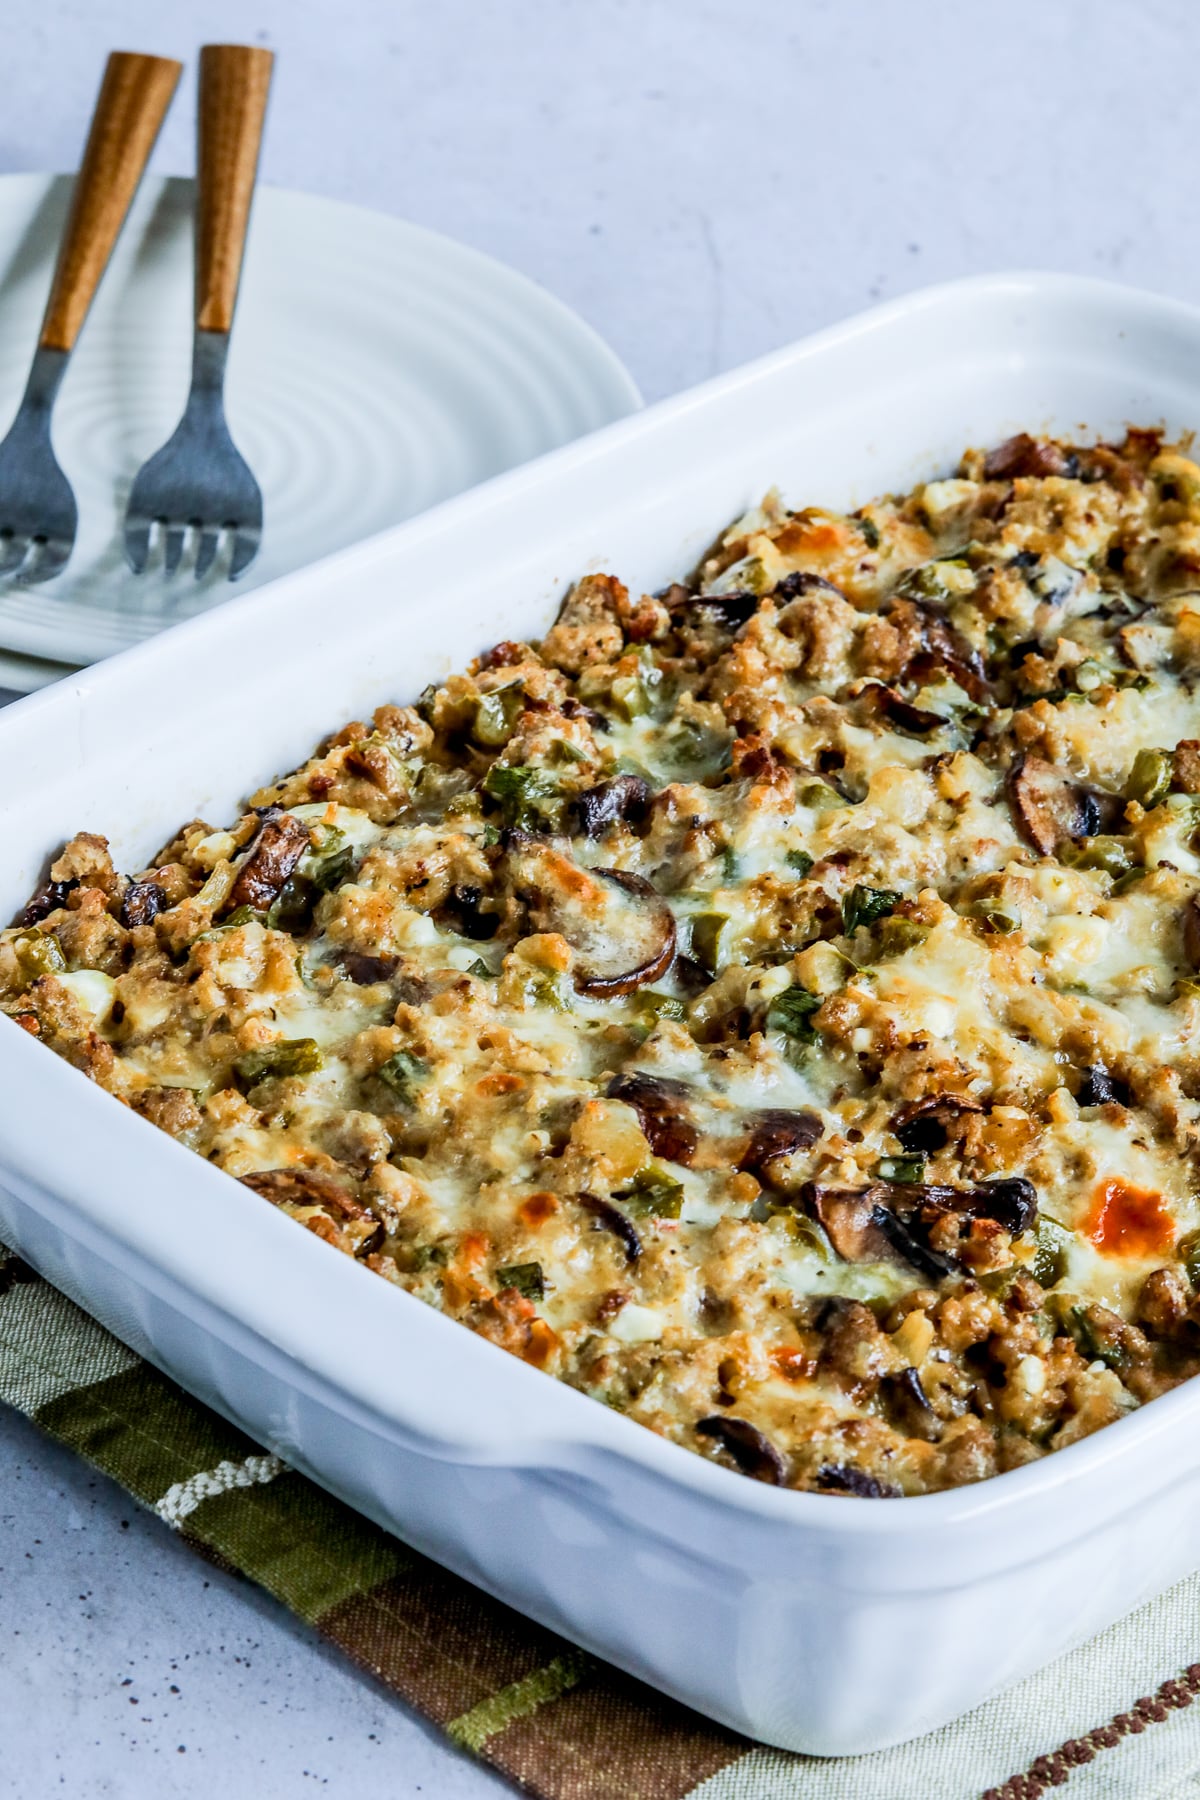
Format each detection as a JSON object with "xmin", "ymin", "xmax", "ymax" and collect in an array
[{"xmin": 4, "ymin": 0, "xmax": 1200, "ymax": 1793}]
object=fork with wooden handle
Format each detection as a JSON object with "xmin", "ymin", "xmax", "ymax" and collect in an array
[
  {"xmin": 0, "ymin": 51, "xmax": 182, "ymax": 584},
  {"xmin": 125, "ymin": 44, "xmax": 274, "ymax": 581}
]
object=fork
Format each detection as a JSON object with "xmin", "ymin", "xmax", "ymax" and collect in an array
[
  {"xmin": 0, "ymin": 52, "xmax": 181, "ymax": 584},
  {"xmin": 125, "ymin": 44, "xmax": 274, "ymax": 582}
]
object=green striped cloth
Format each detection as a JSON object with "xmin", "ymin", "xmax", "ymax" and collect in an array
[{"xmin": 6, "ymin": 1233, "xmax": 1200, "ymax": 1800}]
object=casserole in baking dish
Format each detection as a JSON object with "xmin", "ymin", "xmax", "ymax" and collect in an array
[
  {"xmin": 11, "ymin": 421, "xmax": 1200, "ymax": 1509},
  {"xmin": 6, "ymin": 275, "xmax": 1200, "ymax": 1752}
]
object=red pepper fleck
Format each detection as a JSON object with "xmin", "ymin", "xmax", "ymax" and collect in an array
[
  {"xmin": 518, "ymin": 1190, "xmax": 558, "ymax": 1228},
  {"xmin": 1086, "ymin": 1179, "xmax": 1175, "ymax": 1258}
]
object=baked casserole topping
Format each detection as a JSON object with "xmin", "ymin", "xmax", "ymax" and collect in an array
[{"xmin": 14, "ymin": 427, "xmax": 1200, "ymax": 1497}]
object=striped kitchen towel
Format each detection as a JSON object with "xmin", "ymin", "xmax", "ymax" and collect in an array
[{"xmin": 4, "ymin": 1236, "xmax": 1200, "ymax": 1800}]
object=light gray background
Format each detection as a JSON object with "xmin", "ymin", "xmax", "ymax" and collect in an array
[{"xmin": 1, "ymin": 0, "xmax": 1195, "ymax": 1794}]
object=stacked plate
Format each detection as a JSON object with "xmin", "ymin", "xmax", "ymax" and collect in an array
[{"xmin": 0, "ymin": 173, "xmax": 640, "ymax": 695}]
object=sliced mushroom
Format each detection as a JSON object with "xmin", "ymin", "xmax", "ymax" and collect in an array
[
  {"xmin": 439, "ymin": 884, "xmax": 500, "ymax": 940},
  {"xmin": 899, "ymin": 601, "xmax": 989, "ymax": 702},
  {"xmin": 120, "ymin": 881, "xmax": 170, "ymax": 929},
  {"xmin": 983, "ymin": 434, "xmax": 1079, "ymax": 481},
  {"xmin": 739, "ymin": 1109, "xmax": 824, "ymax": 1181},
  {"xmin": 227, "ymin": 813, "xmax": 311, "ymax": 912},
  {"xmin": 814, "ymin": 1463, "xmax": 899, "ymax": 1498},
  {"xmin": 773, "ymin": 570, "xmax": 848, "ymax": 602},
  {"xmin": 338, "ymin": 950, "xmax": 400, "ymax": 986},
  {"xmin": 869, "ymin": 1202, "xmax": 961, "ymax": 1281},
  {"xmin": 677, "ymin": 589, "xmax": 761, "ymax": 628},
  {"xmin": 891, "ymin": 1094, "xmax": 986, "ymax": 1153},
  {"xmin": 240, "ymin": 1167, "xmax": 383, "ymax": 1257},
  {"xmin": 695, "ymin": 1415, "xmax": 787, "ymax": 1484},
  {"xmin": 805, "ymin": 1183, "xmax": 897, "ymax": 1262},
  {"xmin": 500, "ymin": 835, "xmax": 676, "ymax": 998},
  {"xmin": 861, "ymin": 683, "xmax": 946, "ymax": 736},
  {"xmin": 820, "ymin": 1176, "xmax": 1036, "ymax": 1272},
  {"xmin": 882, "ymin": 1365, "xmax": 938, "ymax": 1439},
  {"xmin": 575, "ymin": 872, "xmax": 676, "ymax": 997},
  {"xmin": 954, "ymin": 1176, "xmax": 1037, "ymax": 1237},
  {"xmin": 673, "ymin": 954, "xmax": 712, "ymax": 996},
  {"xmin": 606, "ymin": 1071, "xmax": 698, "ymax": 1165},
  {"xmin": 577, "ymin": 1191, "xmax": 642, "ymax": 1263},
  {"xmin": 18, "ymin": 876, "xmax": 77, "ymax": 927},
  {"xmin": 1007, "ymin": 754, "xmax": 1122, "ymax": 856},
  {"xmin": 575, "ymin": 774, "xmax": 651, "ymax": 839},
  {"xmin": 240, "ymin": 1166, "xmax": 369, "ymax": 1217},
  {"xmin": 561, "ymin": 696, "xmax": 610, "ymax": 733}
]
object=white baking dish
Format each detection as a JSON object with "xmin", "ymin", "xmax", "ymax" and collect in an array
[{"xmin": 5, "ymin": 272, "xmax": 1200, "ymax": 1756}]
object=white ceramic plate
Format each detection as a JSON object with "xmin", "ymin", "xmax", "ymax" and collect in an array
[
  {"xmin": 0, "ymin": 173, "xmax": 640, "ymax": 674},
  {"xmin": 0, "ymin": 646, "xmax": 74, "ymax": 696}
]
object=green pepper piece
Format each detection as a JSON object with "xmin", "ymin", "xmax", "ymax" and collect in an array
[
  {"xmin": 896, "ymin": 561, "xmax": 967, "ymax": 603},
  {"xmin": 660, "ymin": 717, "xmax": 732, "ymax": 778},
  {"xmin": 1126, "ymin": 748, "xmax": 1173, "ymax": 809},
  {"xmin": 1030, "ymin": 1216, "xmax": 1072, "ymax": 1289},
  {"xmin": 267, "ymin": 876, "xmax": 316, "ymax": 933},
  {"xmin": 621, "ymin": 1164, "xmax": 685, "ymax": 1219},
  {"xmin": 877, "ymin": 917, "xmax": 929, "ymax": 957},
  {"xmin": 858, "ymin": 516, "xmax": 881, "ymax": 550},
  {"xmin": 234, "ymin": 1038, "xmax": 324, "ymax": 1085},
  {"xmin": 750, "ymin": 1202, "xmax": 832, "ymax": 1254},
  {"xmin": 842, "ymin": 884, "xmax": 900, "ymax": 936},
  {"xmin": 495, "ymin": 1260, "xmax": 546, "ymax": 1300},
  {"xmin": 786, "ymin": 848, "xmax": 814, "ymax": 877},
  {"xmin": 1067, "ymin": 1303, "xmax": 1129, "ymax": 1371},
  {"xmin": 979, "ymin": 904, "xmax": 1022, "ymax": 934},
  {"xmin": 527, "ymin": 972, "xmax": 571, "ymax": 1012},
  {"xmin": 471, "ymin": 686, "xmax": 524, "ymax": 748},
  {"xmin": 689, "ymin": 911, "xmax": 730, "ymax": 975},
  {"xmin": 610, "ymin": 647, "xmax": 666, "ymax": 723},
  {"xmin": 1178, "ymin": 1229, "xmax": 1200, "ymax": 1289},
  {"xmin": 466, "ymin": 957, "xmax": 493, "ymax": 979},
  {"xmin": 799, "ymin": 780, "xmax": 847, "ymax": 811},
  {"xmin": 312, "ymin": 844, "xmax": 355, "ymax": 894},
  {"xmin": 637, "ymin": 990, "xmax": 687, "ymax": 1023},
  {"xmin": 874, "ymin": 1155, "xmax": 926, "ymax": 1183},
  {"xmin": 14, "ymin": 932, "xmax": 67, "ymax": 983},
  {"xmin": 1059, "ymin": 837, "xmax": 1134, "ymax": 878},
  {"xmin": 376, "ymin": 1048, "xmax": 427, "ymax": 1103},
  {"xmin": 979, "ymin": 1265, "xmax": 1024, "ymax": 1301},
  {"xmin": 408, "ymin": 1241, "xmax": 449, "ymax": 1272},
  {"xmin": 223, "ymin": 904, "xmax": 261, "ymax": 928},
  {"xmin": 766, "ymin": 984, "xmax": 822, "ymax": 1042},
  {"xmin": 265, "ymin": 833, "xmax": 355, "ymax": 934},
  {"xmin": 481, "ymin": 763, "xmax": 565, "ymax": 832}
]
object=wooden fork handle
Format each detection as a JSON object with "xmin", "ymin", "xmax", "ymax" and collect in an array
[
  {"xmin": 39, "ymin": 52, "xmax": 182, "ymax": 354},
  {"xmin": 195, "ymin": 44, "xmax": 274, "ymax": 336}
]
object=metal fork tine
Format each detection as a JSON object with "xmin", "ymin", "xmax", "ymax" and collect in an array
[
  {"xmin": 0, "ymin": 535, "xmax": 29, "ymax": 578},
  {"xmin": 163, "ymin": 525, "xmax": 187, "ymax": 576},
  {"xmin": 19, "ymin": 538, "xmax": 72, "ymax": 586},
  {"xmin": 193, "ymin": 527, "xmax": 221, "ymax": 581},
  {"xmin": 124, "ymin": 518, "xmax": 152, "ymax": 575},
  {"xmin": 229, "ymin": 525, "xmax": 260, "ymax": 581}
]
